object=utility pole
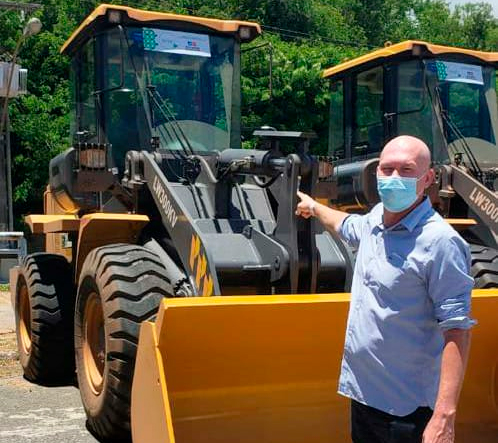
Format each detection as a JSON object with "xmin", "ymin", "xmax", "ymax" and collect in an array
[{"xmin": 0, "ymin": 1, "xmax": 40, "ymax": 230}]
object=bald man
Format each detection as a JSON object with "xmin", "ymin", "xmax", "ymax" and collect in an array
[{"xmin": 297, "ymin": 136, "xmax": 474, "ymax": 443}]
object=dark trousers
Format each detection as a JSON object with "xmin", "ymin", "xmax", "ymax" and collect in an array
[{"xmin": 351, "ymin": 400, "xmax": 433, "ymax": 443}]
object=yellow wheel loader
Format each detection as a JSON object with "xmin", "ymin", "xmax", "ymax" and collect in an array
[
  {"xmin": 10, "ymin": 4, "xmax": 352, "ymax": 442},
  {"xmin": 9, "ymin": 5, "xmax": 498, "ymax": 441},
  {"xmin": 323, "ymin": 40, "xmax": 498, "ymax": 284},
  {"xmin": 322, "ymin": 40, "xmax": 498, "ymax": 441}
]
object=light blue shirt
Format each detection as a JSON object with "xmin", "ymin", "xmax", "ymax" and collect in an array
[{"xmin": 338, "ymin": 197, "xmax": 475, "ymax": 416}]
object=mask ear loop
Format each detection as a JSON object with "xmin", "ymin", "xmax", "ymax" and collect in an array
[{"xmin": 418, "ymin": 168, "xmax": 434, "ymax": 198}]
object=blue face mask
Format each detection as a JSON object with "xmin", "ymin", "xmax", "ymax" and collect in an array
[{"xmin": 377, "ymin": 175, "xmax": 423, "ymax": 213}]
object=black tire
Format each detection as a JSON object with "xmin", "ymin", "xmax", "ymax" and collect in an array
[
  {"xmin": 75, "ymin": 244, "xmax": 172, "ymax": 441},
  {"xmin": 470, "ymin": 244, "xmax": 498, "ymax": 288},
  {"xmin": 14, "ymin": 253, "xmax": 75, "ymax": 384}
]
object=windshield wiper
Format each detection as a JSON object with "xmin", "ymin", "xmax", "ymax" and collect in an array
[
  {"xmin": 117, "ymin": 25, "xmax": 205, "ymax": 185},
  {"xmin": 120, "ymin": 26, "xmax": 195, "ymax": 159},
  {"xmin": 145, "ymin": 85, "xmax": 195, "ymax": 157},
  {"xmin": 433, "ymin": 86, "xmax": 482, "ymax": 178},
  {"xmin": 425, "ymin": 76, "xmax": 482, "ymax": 177}
]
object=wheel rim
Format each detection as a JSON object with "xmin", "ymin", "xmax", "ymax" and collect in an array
[
  {"xmin": 83, "ymin": 292, "xmax": 105, "ymax": 395},
  {"xmin": 19, "ymin": 281, "xmax": 32, "ymax": 355}
]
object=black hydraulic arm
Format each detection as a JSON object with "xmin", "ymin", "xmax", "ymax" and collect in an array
[
  {"xmin": 252, "ymin": 130, "xmax": 320, "ymax": 293},
  {"xmin": 140, "ymin": 151, "xmax": 221, "ymax": 296},
  {"xmin": 440, "ymin": 164, "xmax": 498, "ymax": 247}
]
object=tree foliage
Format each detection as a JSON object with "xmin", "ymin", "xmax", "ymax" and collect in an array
[{"xmin": 1, "ymin": 0, "xmax": 498, "ymax": 226}]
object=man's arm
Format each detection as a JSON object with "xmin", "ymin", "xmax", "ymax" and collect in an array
[
  {"xmin": 422, "ymin": 328, "xmax": 471, "ymax": 443},
  {"xmin": 296, "ymin": 191, "xmax": 349, "ymax": 233}
]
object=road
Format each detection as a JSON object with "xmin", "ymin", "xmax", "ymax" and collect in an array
[{"xmin": 0, "ymin": 291, "xmax": 98, "ymax": 443}]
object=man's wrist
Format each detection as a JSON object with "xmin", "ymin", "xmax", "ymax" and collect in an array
[
  {"xmin": 432, "ymin": 406, "xmax": 457, "ymax": 421},
  {"xmin": 309, "ymin": 202, "xmax": 316, "ymax": 217}
]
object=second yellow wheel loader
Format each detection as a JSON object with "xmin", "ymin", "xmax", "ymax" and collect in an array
[
  {"xmin": 321, "ymin": 40, "xmax": 498, "ymax": 442},
  {"xmin": 9, "ymin": 6, "xmax": 498, "ymax": 442},
  {"xmin": 323, "ymin": 41, "xmax": 498, "ymax": 285}
]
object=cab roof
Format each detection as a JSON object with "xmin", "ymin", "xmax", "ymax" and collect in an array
[
  {"xmin": 323, "ymin": 40, "xmax": 498, "ymax": 80},
  {"xmin": 61, "ymin": 4, "xmax": 262, "ymax": 56}
]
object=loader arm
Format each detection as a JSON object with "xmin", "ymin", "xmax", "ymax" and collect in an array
[
  {"xmin": 126, "ymin": 149, "xmax": 308, "ymax": 296},
  {"xmin": 140, "ymin": 151, "xmax": 221, "ymax": 296},
  {"xmin": 440, "ymin": 164, "xmax": 498, "ymax": 248},
  {"xmin": 123, "ymin": 133, "xmax": 334, "ymax": 296}
]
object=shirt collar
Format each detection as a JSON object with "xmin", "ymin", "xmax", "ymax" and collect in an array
[{"xmin": 376, "ymin": 197, "xmax": 433, "ymax": 233}]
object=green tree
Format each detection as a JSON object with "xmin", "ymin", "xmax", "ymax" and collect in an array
[
  {"xmin": 455, "ymin": 3, "xmax": 495, "ymax": 49},
  {"xmin": 411, "ymin": 0, "xmax": 460, "ymax": 45},
  {"xmin": 3, "ymin": 2, "xmax": 75, "ymax": 223},
  {"xmin": 241, "ymin": 34, "xmax": 363, "ymax": 153},
  {"xmin": 347, "ymin": 0, "xmax": 417, "ymax": 46},
  {"xmin": 3, "ymin": 0, "xmax": 498, "ymax": 227}
]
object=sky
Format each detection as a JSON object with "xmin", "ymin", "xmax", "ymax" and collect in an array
[{"xmin": 449, "ymin": 0, "xmax": 498, "ymax": 17}]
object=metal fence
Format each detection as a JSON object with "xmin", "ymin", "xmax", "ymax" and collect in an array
[{"xmin": 0, "ymin": 231, "xmax": 25, "ymax": 260}]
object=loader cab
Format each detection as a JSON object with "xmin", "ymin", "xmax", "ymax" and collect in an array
[
  {"xmin": 325, "ymin": 41, "xmax": 498, "ymax": 169},
  {"xmin": 62, "ymin": 4, "xmax": 261, "ymax": 173}
]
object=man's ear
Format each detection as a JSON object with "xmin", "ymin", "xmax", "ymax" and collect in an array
[{"xmin": 424, "ymin": 169, "xmax": 436, "ymax": 189}]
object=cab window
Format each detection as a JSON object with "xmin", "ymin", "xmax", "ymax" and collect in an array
[
  {"xmin": 353, "ymin": 66, "xmax": 384, "ymax": 157},
  {"xmin": 328, "ymin": 80, "xmax": 344, "ymax": 159}
]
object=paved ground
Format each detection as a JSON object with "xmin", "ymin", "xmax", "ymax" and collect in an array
[
  {"xmin": 0, "ymin": 377, "xmax": 97, "ymax": 443},
  {"xmin": 0, "ymin": 292, "xmax": 98, "ymax": 443}
]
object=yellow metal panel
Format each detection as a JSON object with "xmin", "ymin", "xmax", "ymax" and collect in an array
[
  {"xmin": 132, "ymin": 290, "xmax": 498, "ymax": 443},
  {"xmin": 80, "ymin": 213, "xmax": 149, "ymax": 222},
  {"xmin": 9, "ymin": 266, "xmax": 19, "ymax": 310},
  {"xmin": 132, "ymin": 294, "xmax": 351, "ymax": 443},
  {"xmin": 323, "ymin": 40, "xmax": 498, "ymax": 79},
  {"xmin": 43, "ymin": 189, "xmax": 79, "ymax": 260},
  {"xmin": 44, "ymin": 186, "xmax": 77, "ymax": 215},
  {"xmin": 25, "ymin": 214, "xmax": 80, "ymax": 234},
  {"xmin": 132, "ymin": 322, "xmax": 176, "ymax": 443},
  {"xmin": 455, "ymin": 289, "xmax": 498, "ymax": 441},
  {"xmin": 444, "ymin": 218, "xmax": 478, "ymax": 226},
  {"xmin": 75, "ymin": 213, "xmax": 150, "ymax": 281},
  {"xmin": 61, "ymin": 4, "xmax": 261, "ymax": 55}
]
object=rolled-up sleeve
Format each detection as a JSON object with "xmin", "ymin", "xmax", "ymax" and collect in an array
[
  {"xmin": 427, "ymin": 235, "xmax": 476, "ymax": 331},
  {"xmin": 339, "ymin": 214, "xmax": 366, "ymax": 248}
]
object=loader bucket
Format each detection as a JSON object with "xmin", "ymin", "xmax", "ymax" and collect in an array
[
  {"xmin": 131, "ymin": 294, "xmax": 351, "ymax": 443},
  {"xmin": 455, "ymin": 289, "xmax": 498, "ymax": 441},
  {"xmin": 131, "ymin": 290, "xmax": 498, "ymax": 443}
]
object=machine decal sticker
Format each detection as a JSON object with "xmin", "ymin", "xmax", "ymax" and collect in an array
[
  {"xmin": 142, "ymin": 28, "xmax": 211, "ymax": 57},
  {"xmin": 152, "ymin": 176, "xmax": 178, "ymax": 228},
  {"xmin": 434, "ymin": 61, "xmax": 483, "ymax": 85},
  {"xmin": 469, "ymin": 186, "xmax": 498, "ymax": 224},
  {"xmin": 189, "ymin": 234, "xmax": 214, "ymax": 296}
]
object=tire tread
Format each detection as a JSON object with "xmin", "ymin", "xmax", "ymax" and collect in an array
[{"xmin": 76, "ymin": 243, "xmax": 172, "ymax": 441}]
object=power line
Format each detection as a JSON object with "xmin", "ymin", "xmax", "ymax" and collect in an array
[
  {"xmin": 261, "ymin": 24, "xmax": 375, "ymax": 49},
  {"xmin": 75, "ymin": 0, "xmax": 374, "ymax": 50},
  {"xmin": 0, "ymin": 1, "xmax": 40, "ymax": 13}
]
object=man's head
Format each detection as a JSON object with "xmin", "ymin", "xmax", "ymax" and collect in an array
[
  {"xmin": 378, "ymin": 135, "xmax": 434, "ymax": 194},
  {"xmin": 377, "ymin": 135, "xmax": 435, "ymax": 214}
]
